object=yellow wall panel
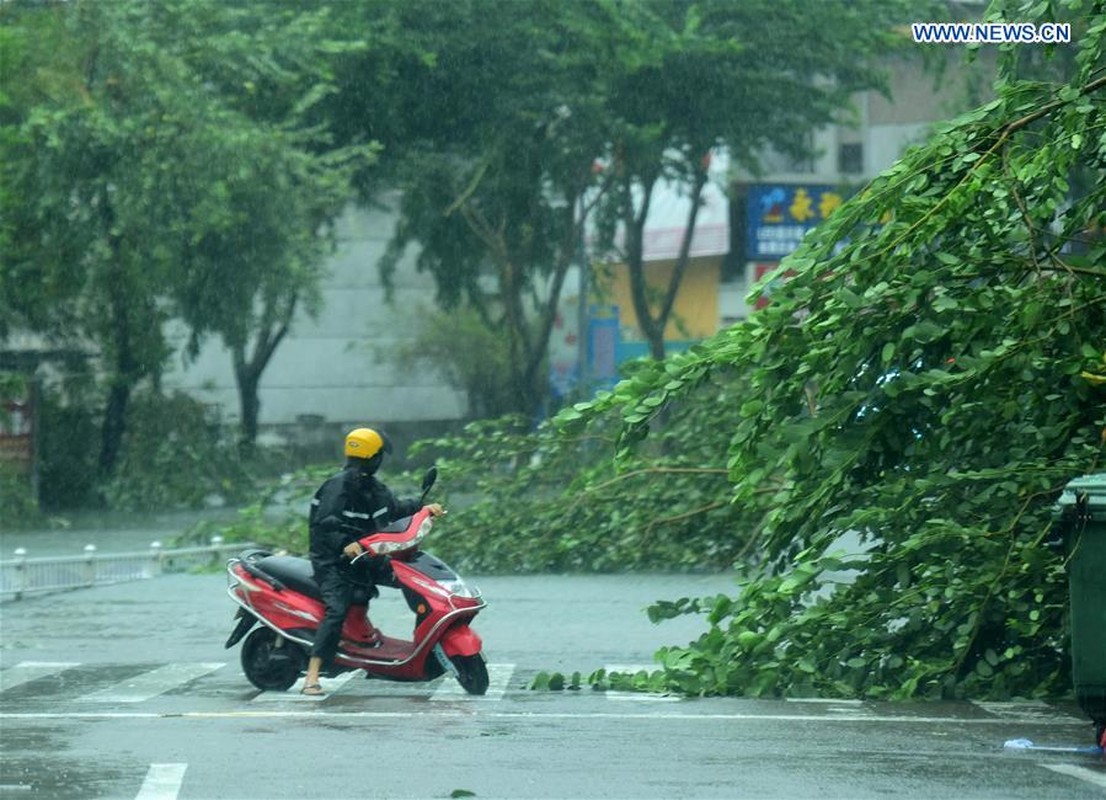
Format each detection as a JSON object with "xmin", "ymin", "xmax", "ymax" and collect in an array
[{"xmin": 603, "ymin": 257, "xmax": 721, "ymax": 341}]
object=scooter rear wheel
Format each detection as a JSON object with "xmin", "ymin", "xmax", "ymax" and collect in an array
[
  {"xmin": 241, "ymin": 627, "xmax": 304, "ymax": 691},
  {"xmin": 451, "ymin": 652, "xmax": 489, "ymax": 696}
]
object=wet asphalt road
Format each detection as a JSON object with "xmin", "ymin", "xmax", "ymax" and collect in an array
[{"xmin": 1, "ymin": 571, "xmax": 1104, "ymax": 799}]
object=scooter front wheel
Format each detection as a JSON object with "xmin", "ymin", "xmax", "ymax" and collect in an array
[
  {"xmin": 241, "ymin": 627, "xmax": 304, "ymax": 691},
  {"xmin": 451, "ymin": 652, "xmax": 489, "ymax": 696}
]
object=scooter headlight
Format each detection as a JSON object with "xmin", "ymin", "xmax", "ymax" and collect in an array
[{"xmin": 438, "ymin": 579, "xmax": 481, "ymax": 599}]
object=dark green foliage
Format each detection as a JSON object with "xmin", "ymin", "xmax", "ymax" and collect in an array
[
  {"xmin": 35, "ymin": 392, "xmax": 101, "ymax": 512},
  {"xmin": 412, "ymin": 384, "xmax": 758, "ymax": 574},
  {"xmin": 101, "ymin": 390, "xmax": 256, "ymax": 512},
  {"xmin": 0, "ymin": 0, "xmax": 370, "ymax": 465},
  {"xmin": 0, "ymin": 466, "xmax": 39, "ymax": 527}
]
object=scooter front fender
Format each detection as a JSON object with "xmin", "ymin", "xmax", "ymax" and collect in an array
[{"xmin": 440, "ymin": 623, "xmax": 483, "ymax": 658}]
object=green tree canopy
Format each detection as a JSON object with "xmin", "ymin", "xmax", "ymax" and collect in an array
[
  {"xmin": 365, "ymin": 0, "xmax": 626, "ymax": 416},
  {"xmin": 346, "ymin": 0, "xmax": 926, "ymax": 414},
  {"xmin": 0, "ymin": 0, "xmax": 370, "ymax": 469},
  {"xmin": 558, "ymin": 0, "xmax": 1106, "ymax": 699},
  {"xmin": 595, "ymin": 0, "xmax": 920, "ymax": 359}
]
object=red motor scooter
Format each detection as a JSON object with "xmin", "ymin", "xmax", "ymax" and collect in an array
[{"xmin": 224, "ymin": 468, "xmax": 489, "ymax": 695}]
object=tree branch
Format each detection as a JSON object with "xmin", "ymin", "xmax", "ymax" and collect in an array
[
  {"xmin": 644, "ymin": 501, "xmax": 728, "ymax": 531},
  {"xmin": 869, "ymin": 74, "xmax": 1106, "ymax": 266},
  {"xmin": 1002, "ymin": 73, "xmax": 1106, "ymax": 136},
  {"xmin": 445, "ymin": 158, "xmax": 491, "ymax": 217}
]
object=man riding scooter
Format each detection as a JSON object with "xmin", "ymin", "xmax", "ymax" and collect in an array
[{"xmin": 301, "ymin": 427, "xmax": 445, "ymax": 696}]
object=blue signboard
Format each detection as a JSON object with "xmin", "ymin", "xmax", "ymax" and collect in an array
[{"xmin": 745, "ymin": 184, "xmax": 847, "ymax": 260}]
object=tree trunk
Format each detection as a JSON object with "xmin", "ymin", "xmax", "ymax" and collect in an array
[
  {"xmin": 98, "ymin": 218, "xmax": 138, "ymax": 476},
  {"xmin": 623, "ymin": 172, "xmax": 664, "ymax": 358},
  {"xmin": 234, "ymin": 356, "xmax": 261, "ymax": 456},
  {"xmin": 625, "ymin": 166, "xmax": 709, "ymax": 361},
  {"xmin": 522, "ymin": 191, "xmax": 583, "ymax": 406},
  {"xmin": 231, "ymin": 292, "xmax": 297, "ymax": 452},
  {"xmin": 456, "ymin": 174, "xmax": 595, "ymax": 417},
  {"xmin": 500, "ymin": 259, "xmax": 534, "ymax": 416},
  {"xmin": 99, "ymin": 379, "xmax": 131, "ymax": 474}
]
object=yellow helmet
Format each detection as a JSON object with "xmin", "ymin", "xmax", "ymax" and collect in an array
[{"xmin": 344, "ymin": 427, "xmax": 392, "ymax": 460}]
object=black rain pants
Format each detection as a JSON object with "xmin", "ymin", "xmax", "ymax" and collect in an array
[{"xmin": 311, "ymin": 565, "xmax": 354, "ymax": 667}]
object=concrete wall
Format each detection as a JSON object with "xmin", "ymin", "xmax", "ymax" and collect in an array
[{"xmin": 162, "ymin": 197, "xmax": 467, "ymax": 441}]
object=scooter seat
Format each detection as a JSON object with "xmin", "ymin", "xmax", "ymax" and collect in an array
[
  {"xmin": 255, "ymin": 556, "xmax": 376, "ymax": 605},
  {"xmin": 257, "ymin": 556, "xmax": 322, "ymax": 599}
]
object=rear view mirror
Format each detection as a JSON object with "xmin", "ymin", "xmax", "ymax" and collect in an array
[{"xmin": 420, "ymin": 466, "xmax": 438, "ymax": 503}]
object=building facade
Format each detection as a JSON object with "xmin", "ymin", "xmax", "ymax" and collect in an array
[
  {"xmin": 608, "ymin": 46, "xmax": 996, "ymax": 348},
  {"xmin": 161, "ymin": 196, "xmax": 468, "ymax": 449}
]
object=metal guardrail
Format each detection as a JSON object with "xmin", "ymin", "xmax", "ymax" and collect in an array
[{"xmin": 0, "ymin": 537, "xmax": 251, "ymax": 600}]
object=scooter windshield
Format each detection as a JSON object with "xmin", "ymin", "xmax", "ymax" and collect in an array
[{"xmin": 377, "ymin": 516, "xmax": 413, "ymax": 533}]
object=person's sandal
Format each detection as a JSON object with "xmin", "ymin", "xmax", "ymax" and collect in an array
[{"xmin": 300, "ymin": 683, "xmax": 325, "ymax": 696}]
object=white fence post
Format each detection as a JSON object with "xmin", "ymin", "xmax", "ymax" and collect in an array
[
  {"xmin": 149, "ymin": 541, "xmax": 163, "ymax": 577},
  {"xmin": 83, "ymin": 544, "xmax": 97, "ymax": 587},
  {"xmin": 13, "ymin": 547, "xmax": 27, "ymax": 600},
  {"xmin": 210, "ymin": 535, "xmax": 224, "ymax": 568}
]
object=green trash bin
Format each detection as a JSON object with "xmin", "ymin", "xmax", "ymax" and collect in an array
[{"xmin": 1053, "ymin": 473, "xmax": 1106, "ymax": 748}]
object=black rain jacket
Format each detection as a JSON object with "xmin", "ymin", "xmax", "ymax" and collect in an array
[{"xmin": 308, "ymin": 465, "xmax": 422, "ymax": 570}]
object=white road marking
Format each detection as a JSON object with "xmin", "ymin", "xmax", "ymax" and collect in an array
[
  {"xmin": 1039, "ymin": 763, "xmax": 1106, "ymax": 789},
  {"xmin": 80, "ymin": 663, "xmax": 225, "ymax": 703},
  {"xmin": 0, "ymin": 662, "xmax": 79, "ymax": 692},
  {"xmin": 0, "ymin": 708, "xmax": 1093, "ymax": 725},
  {"xmin": 431, "ymin": 662, "xmax": 515, "ymax": 701},
  {"xmin": 134, "ymin": 763, "xmax": 187, "ymax": 800},
  {"xmin": 972, "ymin": 700, "xmax": 1085, "ymax": 722},
  {"xmin": 252, "ymin": 671, "xmax": 357, "ymax": 702},
  {"xmin": 605, "ymin": 692, "xmax": 682, "ymax": 702},
  {"xmin": 786, "ymin": 697, "xmax": 873, "ymax": 717}
]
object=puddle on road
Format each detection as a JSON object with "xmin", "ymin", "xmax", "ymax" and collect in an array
[
  {"xmin": 0, "ymin": 723, "xmax": 127, "ymax": 799},
  {"xmin": 0, "ymin": 758, "xmax": 129, "ymax": 799}
]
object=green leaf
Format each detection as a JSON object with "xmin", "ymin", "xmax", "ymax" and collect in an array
[{"xmin": 740, "ymin": 399, "xmax": 764, "ymax": 417}]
